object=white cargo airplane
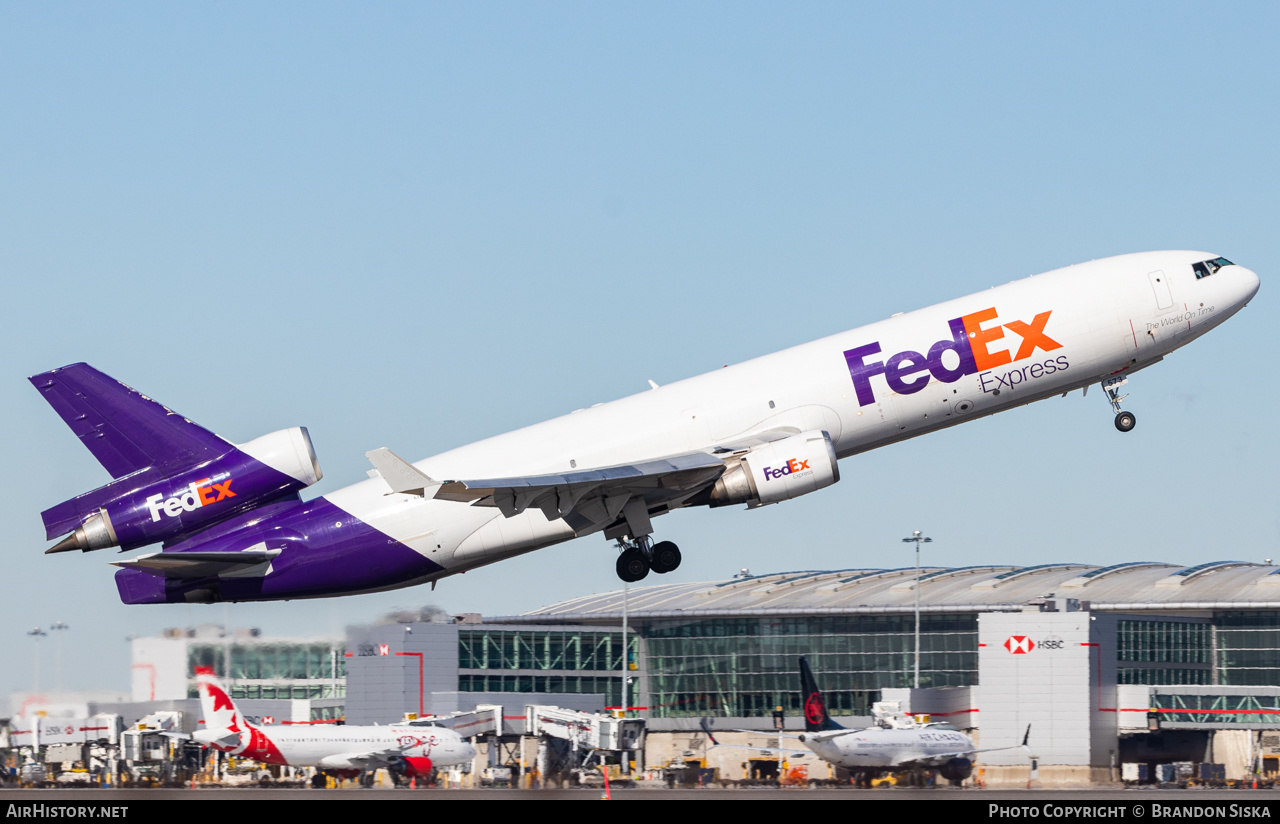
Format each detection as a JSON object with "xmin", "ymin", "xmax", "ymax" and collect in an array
[
  {"xmin": 703, "ymin": 658, "xmax": 1029, "ymax": 786},
  {"xmin": 35, "ymin": 251, "xmax": 1259, "ymax": 599},
  {"xmin": 192, "ymin": 667, "xmax": 475, "ymax": 785}
]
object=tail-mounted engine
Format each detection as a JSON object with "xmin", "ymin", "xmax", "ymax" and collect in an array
[
  {"xmin": 44, "ymin": 427, "xmax": 322, "ymax": 553},
  {"xmin": 708, "ymin": 429, "xmax": 839, "ymax": 508}
]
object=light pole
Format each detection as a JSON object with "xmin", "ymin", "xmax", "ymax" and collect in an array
[
  {"xmin": 27, "ymin": 627, "xmax": 47, "ymax": 693},
  {"xmin": 901, "ymin": 531, "xmax": 932, "ymax": 689},
  {"xmin": 50, "ymin": 621, "xmax": 69, "ymax": 693},
  {"xmin": 621, "ymin": 580, "xmax": 630, "ymax": 718}
]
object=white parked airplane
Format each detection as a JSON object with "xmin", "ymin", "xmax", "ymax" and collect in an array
[
  {"xmin": 703, "ymin": 658, "xmax": 1029, "ymax": 786},
  {"xmin": 34, "ymin": 251, "xmax": 1259, "ymax": 599},
  {"xmin": 192, "ymin": 667, "xmax": 476, "ymax": 785}
]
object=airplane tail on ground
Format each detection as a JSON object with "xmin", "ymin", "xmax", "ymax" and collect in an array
[
  {"xmin": 194, "ymin": 666, "xmax": 252, "ymax": 747},
  {"xmin": 799, "ymin": 657, "xmax": 844, "ymax": 732},
  {"xmin": 194, "ymin": 667, "xmax": 289, "ymax": 764}
]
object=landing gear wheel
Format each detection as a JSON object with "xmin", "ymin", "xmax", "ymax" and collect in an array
[
  {"xmin": 616, "ymin": 548, "xmax": 650, "ymax": 582},
  {"xmin": 1114, "ymin": 411, "xmax": 1136, "ymax": 432},
  {"xmin": 650, "ymin": 541, "xmax": 682, "ymax": 574}
]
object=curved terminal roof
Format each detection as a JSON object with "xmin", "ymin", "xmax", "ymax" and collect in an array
[{"xmin": 498, "ymin": 561, "xmax": 1280, "ymax": 624}]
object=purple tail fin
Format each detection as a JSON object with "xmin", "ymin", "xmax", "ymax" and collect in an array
[
  {"xmin": 32, "ymin": 363, "xmax": 322, "ymax": 553},
  {"xmin": 30, "ymin": 363, "xmax": 228, "ymax": 479}
]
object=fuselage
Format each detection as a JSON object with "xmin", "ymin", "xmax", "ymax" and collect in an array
[
  {"xmin": 194, "ymin": 665, "xmax": 476, "ymax": 773},
  {"xmin": 801, "ymin": 725, "xmax": 974, "ymax": 769},
  {"xmin": 210, "ymin": 722, "xmax": 476, "ymax": 772},
  {"xmin": 111, "ymin": 251, "xmax": 1260, "ymax": 603}
]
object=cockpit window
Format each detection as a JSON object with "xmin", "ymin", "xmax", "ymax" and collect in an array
[{"xmin": 1193, "ymin": 257, "xmax": 1234, "ymax": 279}]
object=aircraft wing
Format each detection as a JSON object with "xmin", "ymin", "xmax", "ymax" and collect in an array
[
  {"xmin": 698, "ymin": 718, "xmax": 810, "ymax": 755},
  {"xmin": 319, "ymin": 742, "xmax": 424, "ymax": 770},
  {"xmin": 708, "ymin": 742, "xmax": 812, "ymax": 757},
  {"xmin": 893, "ymin": 750, "xmax": 978, "ymax": 768},
  {"xmin": 803, "ymin": 728, "xmax": 860, "ymax": 742},
  {"xmin": 367, "ymin": 448, "xmax": 728, "ymax": 536},
  {"xmin": 892, "ymin": 725, "xmax": 1032, "ymax": 768}
]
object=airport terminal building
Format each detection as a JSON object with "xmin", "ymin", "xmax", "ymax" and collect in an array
[
  {"xmin": 341, "ymin": 561, "xmax": 1280, "ymax": 782},
  {"xmin": 108, "ymin": 560, "xmax": 1280, "ymax": 783}
]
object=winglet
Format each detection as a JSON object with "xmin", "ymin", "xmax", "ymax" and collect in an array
[
  {"xmin": 1022, "ymin": 724, "xmax": 1032, "ymax": 747},
  {"xmin": 699, "ymin": 717, "xmax": 720, "ymax": 746},
  {"xmin": 365, "ymin": 448, "xmax": 441, "ymax": 498}
]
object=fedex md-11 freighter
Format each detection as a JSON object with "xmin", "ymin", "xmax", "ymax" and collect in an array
[{"xmin": 32, "ymin": 252, "xmax": 1258, "ymax": 604}]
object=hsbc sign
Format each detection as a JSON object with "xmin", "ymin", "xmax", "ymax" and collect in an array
[
  {"xmin": 1004, "ymin": 635, "xmax": 1035, "ymax": 654},
  {"xmin": 1002, "ymin": 634, "xmax": 1070, "ymax": 654}
]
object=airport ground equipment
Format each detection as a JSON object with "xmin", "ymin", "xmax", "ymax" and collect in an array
[{"xmin": 525, "ymin": 705, "xmax": 645, "ymax": 785}]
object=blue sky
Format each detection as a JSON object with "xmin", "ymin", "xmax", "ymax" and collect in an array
[{"xmin": 2, "ymin": 2, "xmax": 1276, "ymax": 700}]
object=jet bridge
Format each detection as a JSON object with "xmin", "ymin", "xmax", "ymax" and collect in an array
[{"xmin": 526, "ymin": 705, "xmax": 646, "ymax": 784}]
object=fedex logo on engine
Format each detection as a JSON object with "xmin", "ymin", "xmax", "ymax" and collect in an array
[
  {"xmin": 763, "ymin": 458, "xmax": 811, "ymax": 481},
  {"xmin": 843, "ymin": 307, "xmax": 1065, "ymax": 406},
  {"xmin": 146, "ymin": 477, "xmax": 236, "ymax": 522}
]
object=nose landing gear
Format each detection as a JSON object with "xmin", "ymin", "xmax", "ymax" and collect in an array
[{"xmin": 1102, "ymin": 375, "xmax": 1137, "ymax": 432}]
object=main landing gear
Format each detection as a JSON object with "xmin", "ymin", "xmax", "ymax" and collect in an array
[
  {"xmin": 1102, "ymin": 375, "xmax": 1137, "ymax": 433},
  {"xmin": 615, "ymin": 536, "xmax": 682, "ymax": 582}
]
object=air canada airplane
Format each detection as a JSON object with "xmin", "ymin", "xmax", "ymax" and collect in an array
[
  {"xmin": 192, "ymin": 667, "xmax": 475, "ymax": 784},
  {"xmin": 703, "ymin": 658, "xmax": 1030, "ymax": 786},
  {"xmin": 32, "ymin": 251, "xmax": 1258, "ymax": 603}
]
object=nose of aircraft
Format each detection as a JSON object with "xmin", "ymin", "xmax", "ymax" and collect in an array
[{"xmin": 1234, "ymin": 263, "xmax": 1261, "ymax": 303}]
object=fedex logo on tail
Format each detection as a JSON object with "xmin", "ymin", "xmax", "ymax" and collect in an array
[
  {"xmin": 145, "ymin": 477, "xmax": 235, "ymax": 522},
  {"xmin": 843, "ymin": 307, "xmax": 1065, "ymax": 406}
]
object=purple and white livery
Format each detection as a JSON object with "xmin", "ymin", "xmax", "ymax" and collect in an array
[{"xmin": 32, "ymin": 251, "xmax": 1259, "ymax": 604}]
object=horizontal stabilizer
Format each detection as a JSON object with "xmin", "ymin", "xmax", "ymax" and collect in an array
[
  {"xmin": 111, "ymin": 547, "xmax": 281, "ymax": 579},
  {"xmin": 30, "ymin": 363, "xmax": 229, "ymax": 479},
  {"xmin": 192, "ymin": 729, "xmax": 241, "ymax": 748}
]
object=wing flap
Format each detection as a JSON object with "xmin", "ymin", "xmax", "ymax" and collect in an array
[
  {"xmin": 438, "ymin": 452, "xmax": 728, "ymax": 500},
  {"xmin": 367, "ymin": 449, "xmax": 727, "ymax": 536}
]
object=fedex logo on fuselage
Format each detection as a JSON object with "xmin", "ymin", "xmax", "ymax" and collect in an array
[
  {"xmin": 146, "ymin": 477, "xmax": 235, "ymax": 522},
  {"xmin": 843, "ymin": 307, "xmax": 1064, "ymax": 406},
  {"xmin": 763, "ymin": 458, "xmax": 810, "ymax": 481}
]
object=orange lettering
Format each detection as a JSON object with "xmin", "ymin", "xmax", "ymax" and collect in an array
[
  {"xmin": 1004, "ymin": 311, "xmax": 1062, "ymax": 360},
  {"xmin": 960, "ymin": 307, "xmax": 1011, "ymax": 371}
]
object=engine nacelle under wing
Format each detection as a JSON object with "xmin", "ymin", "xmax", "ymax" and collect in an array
[
  {"xmin": 939, "ymin": 757, "xmax": 974, "ymax": 782},
  {"xmin": 708, "ymin": 429, "xmax": 839, "ymax": 508}
]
